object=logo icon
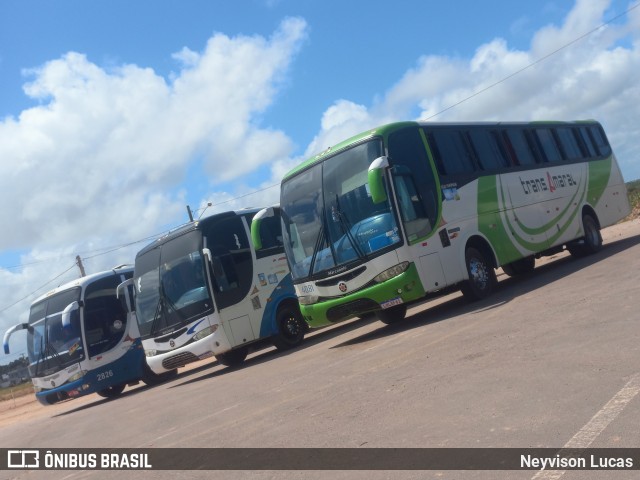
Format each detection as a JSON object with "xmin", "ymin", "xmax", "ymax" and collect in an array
[
  {"xmin": 338, "ymin": 281, "xmax": 348, "ymax": 293},
  {"xmin": 7, "ymin": 450, "xmax": 39, "ymax": 469},
  {"xmin": 169, "ymin": 340, "xmax": 175, "ymax": 348}
]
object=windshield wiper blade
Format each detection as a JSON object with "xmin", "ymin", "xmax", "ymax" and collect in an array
[
  {"xmin": 308, "ymin": 222, "xmax": 326, "ymax": 277},
  {"xmin": 333, "ymin": 195, "xmax": 366, "ymax": 260},
  {"xmin": 149, "ymin": 295, "xmax": 164, "ymax": 337}
]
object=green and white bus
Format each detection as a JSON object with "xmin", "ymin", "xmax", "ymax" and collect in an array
[{"xmin": 274, "ymin": 120, "xmax": 630, "ymax": 327}]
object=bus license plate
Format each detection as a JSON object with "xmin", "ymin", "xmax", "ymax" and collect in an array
[{"xmin": 380, "ymin": 297, "xmax": 403, "ymax": 309}]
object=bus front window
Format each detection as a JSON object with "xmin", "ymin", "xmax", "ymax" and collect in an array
[
  {"xmin": 27, "ymin": 288, "xmax": 84, "ymax": 377},
  {"xmin": 135, "ymin": 231, "xmax": 214, "ymax": 338},
  {"xmin": 282, "ymin": 140, "xmax": 401, "ymax": 281}
]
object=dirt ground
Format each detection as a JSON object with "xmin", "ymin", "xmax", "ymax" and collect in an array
[{"xmin": 1, "ymin": 217, "xmax": 638, "ymax": 430}]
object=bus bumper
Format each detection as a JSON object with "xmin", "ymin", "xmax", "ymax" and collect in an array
[
  {"xmin": 300, "ymin": 263, "xmax": 425, "ymax": 328},
  {"xmin": 34, "ymin": 347, "xmax": 145, "ymax": 405},
  {"xmin": 144, "ymin": 326, "xmax": 233, "ymax": 374}
]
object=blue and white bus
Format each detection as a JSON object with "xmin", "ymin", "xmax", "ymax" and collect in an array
[
  {"xmin": 131, "ymin": 207, "xmax": 306, "ymax": 373},
  {"xmin": 3, "ymin": 265, "xmax": 167, "ymax": 405}
]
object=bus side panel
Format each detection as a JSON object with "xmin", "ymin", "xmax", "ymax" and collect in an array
[
  {"xmin": 258, "ymin": 273, "xmax": 297, "ymax": 338},
  {"xmin": 588, "ymin": 157, "xmax": 631, "ymax": 228},
  {"xmin": 535, "ymin": 163, "xmax": 587, "ymax": 250},
  {"xmin": 477, "ymin": 175, "xmax": 524, "ymax": 266}
]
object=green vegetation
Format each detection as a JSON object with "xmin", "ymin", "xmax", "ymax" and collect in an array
[
  {"xmin": 0, "ymin": 381, "xmax": 33, "ymax": 402},
  {"xmin": 627, "ymin": 179, "xmax": 640, "ymax": 219}
]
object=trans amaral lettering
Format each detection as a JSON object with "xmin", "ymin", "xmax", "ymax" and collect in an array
[{"xmin": 519, "ymin": 171, "xmax": 577, "ymax": 194}]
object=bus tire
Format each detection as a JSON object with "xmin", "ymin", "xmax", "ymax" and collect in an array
[
  {"xmin": 569, "ymin": 214, "xmax": 602, "ymax": 257},
  {"xmin": 501, "ymin": 256, "xmax": 535, "ymax": 277},
  {"xmin": 215, "ymin": 347, "xmax": 248, "ymax": 367},
  {"xmin": 141, "ymin": 363, "xmax": 178, "ymax": 386},
  {"xmin": 272, "ymin": 303, "xmax": 306, "ymax": 351},
  {"xmin": 97, "ymin": 383, "xmax": 126, "ymax": 398},
  {"xmin": 376, "ymin": 304, "xmax": 407, "ymax": 325},
  {"xmin": 460, "ymin": 247, "xmax": 496, "ymax": 301}
]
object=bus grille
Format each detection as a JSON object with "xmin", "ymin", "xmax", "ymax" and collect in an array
[
  {"xmin": 326, "ymin": 298, "xmax": 380, "ymax": 323},
  {"xmin": 162, "ymin": 352, "xmax": 199, "ymax": 370}
]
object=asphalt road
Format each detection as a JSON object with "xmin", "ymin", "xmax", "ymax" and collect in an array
[{"xmin": 2, "ymin": 221, "xmax": 639, "ymax": 480}]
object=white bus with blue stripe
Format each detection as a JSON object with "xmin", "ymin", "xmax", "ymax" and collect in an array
[
  {"xmin": 131, "ymin": 208, "xmax": 306, "ymax": 373},
  {"xmin": 3, "ymin": 266, "xmax": 168, "ymax": 405}
]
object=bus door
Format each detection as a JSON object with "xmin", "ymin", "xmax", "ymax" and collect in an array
[
  {"xmin": 249, "ymin": 208, "xmax": 290, "ymax": 337},
  {"xmin": 204, "ymin": 215, "xmax": 256, "ymax": 348}
]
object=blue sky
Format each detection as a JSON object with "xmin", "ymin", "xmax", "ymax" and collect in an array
[{"xmin": 1, "ymin": 0, "xmax": 639, "ymax": 363}]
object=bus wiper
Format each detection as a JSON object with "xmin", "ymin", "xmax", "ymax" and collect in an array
[
  {"xmin": 308, "ymin": 222, "xmax": 326, "ymax": 277},
  {"xmin": 149, "ymin": 296, "xmax": 164, "ymax": 337},
  {"xmin": 333, "ymin": 195, "xmax": 366, "ymax": 260}
]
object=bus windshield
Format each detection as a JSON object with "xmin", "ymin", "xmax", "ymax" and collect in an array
[
  {"xmin": 27, "ymin": 288, "xmax": 84, "ymax": 377},
  {"xmin": 281, "ymin": 140, "xmax": 401, "ymax": 281},
  {"xmin": 135, "ymin": 230, "xmax": 214, "ymax": 338}
]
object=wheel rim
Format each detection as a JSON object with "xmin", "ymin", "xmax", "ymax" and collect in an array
[
  {"xmin": 469, "ymin": 258, "xmax": 489, "ymax": 290},
  {"xmin": 281, "ymin": 313, "xmax": 301, "ymax": 340}
]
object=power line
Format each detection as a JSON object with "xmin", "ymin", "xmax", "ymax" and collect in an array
[
  {"xmin": 0, "ymin": 263, "xmax": 78, "ymax": 315},
  {"xmin": 422, "ymin": 1, "xmax": 640, "ymax": 120}
]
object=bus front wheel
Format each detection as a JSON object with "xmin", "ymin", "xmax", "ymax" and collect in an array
[
  {"xmin": 272, "ymin": 304, "xmax": 306, "ymax": 351},
  {"xmin": 97, "ymin": 383, "xmax": 126, "ymax": 399},
  {"xmin": 141, "ymin": 363, "xmax": 178, "ymax": 386},
  {"xmin": 376, "ymin": 304, "xmax": 407, "ymax": 325},
  {"xmin": 215, "ymin": 347, "xmax": 248, "ymax": 367},
  {"xmin": 460, "ymin": 247, "xmax": 496, "ymax": 301}
]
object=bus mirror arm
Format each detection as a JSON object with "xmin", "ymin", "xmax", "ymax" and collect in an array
[
  {"xmin": 3, "ymin": 323, "xmax": 30, "ymax": 354},
  {"xmin": 368, "ymin": 156, "xmax": 390, "ymax": 204},
  {"xmin": 116, "ymin": 278, "xmax": 134, "ymax": 300},
  {"xmin": 250, "ymin": 206, "xmax": 279, "ymax": 251},
  {"xmin": 61, "ymin": 301, "xmax": 80, "ymax": 328}
]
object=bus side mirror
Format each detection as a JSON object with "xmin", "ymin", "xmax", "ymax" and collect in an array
[
  {"xmin": 250, "ymin": 207, "xmax": 277, "ymax": 250},
  {"xmin": 61, "ymin": 301, "xmax": 80, "ymax": 328},
  {"xmin": 3, "ymin": 323, "xmax": 30, "ymax": 354},
  {"xmin": 368, "ymin": 156, "xmax": 390, "ymax": 204}
]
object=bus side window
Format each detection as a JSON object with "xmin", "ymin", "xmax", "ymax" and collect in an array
[
  {"xmin": 467, "ymin": 129, "xmax": 509, "ymax": 170},
  {"xmin": 255, "ymin": 211, "xmax": 285, "ymax": 259},
  {"xmin": 429, "ymin": 129, "xmax": 477, "ymax": 175},
  {"xmin": 576, "ymin": 126, "xmax": 598, "ymax": 158},
  {"xmin": 535, "ymin": 128, "xmax": 563, "ymax": 163},
  {"xmin": 389, "ymin": 127, "xmax": 438, "ymax": 241},
  {"xmin": 555, "ymin": 127, "xmax": 582, "ymax": 161},
  {"xmin": 84, "ymin": 275, "xmax": 127, "ymax": 357},
  {"xmin": 588, "ymin": 125, "xmax": 612, "ymax": 157},
  {"xmin": 505, "ymin": 129, "xmax": 537, "ymax": 166}
]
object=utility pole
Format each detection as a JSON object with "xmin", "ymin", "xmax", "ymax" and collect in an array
[{"xmin": 75, "ymin": 255, "xmax": 86, "ymax": 277}]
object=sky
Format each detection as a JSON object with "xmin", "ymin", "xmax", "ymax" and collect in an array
[{"xmin": 1, "ymin": 0, "xmax": 639, "ymax": 364}]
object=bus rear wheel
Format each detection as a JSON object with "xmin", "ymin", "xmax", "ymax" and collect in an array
[
  {"xmin": 460, "ymin": 247, "xmax": 496, "ymax": 301},
  {"xmin": 568, "ymin": 214, "xmax": 602, "ymax": 257},
  {"xmin": 272, "ymin": 304, "xmax": 306, "ymax": 351},
  {"xmin": 97, "ymin": 383, "xmax": 126, "ymax": 398},
  {"xmin": 502, "ymin": 256, "xmax": 535, "ymax": 277},
  {"xmin": 376, "ymin": 304, "xmax": 407, "ymax": 325},
  {"xmin": 215, "ymin": 347, "xmax": 248, "ymax": 367}
]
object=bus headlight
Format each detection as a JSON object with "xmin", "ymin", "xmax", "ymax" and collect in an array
[
  {"xmin": 298, "ymin": 295, "xmax": 319, "ymax": 305},
  {"xmin": 193, "ymin": 324, "xmax": 217, "ymax": 341},
  {"xmin": 67, "ymin": 371, "xmax": 86, "ymax": 383},
  {"xmin": 374, "ymin": 262, "xmax": 410, "ymax": 283},
  {"xmin": 145, "ymin": 349, "xmax": 157, "ymax": 357}
]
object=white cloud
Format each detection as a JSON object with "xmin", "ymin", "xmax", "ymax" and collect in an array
[
  {"xmin": 0, "ymin": 18, "xmax": 308, "ymax": 342},
  {"xmin": 310, "ymin": 0, "xmax": 640, "ymax": 181}
]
